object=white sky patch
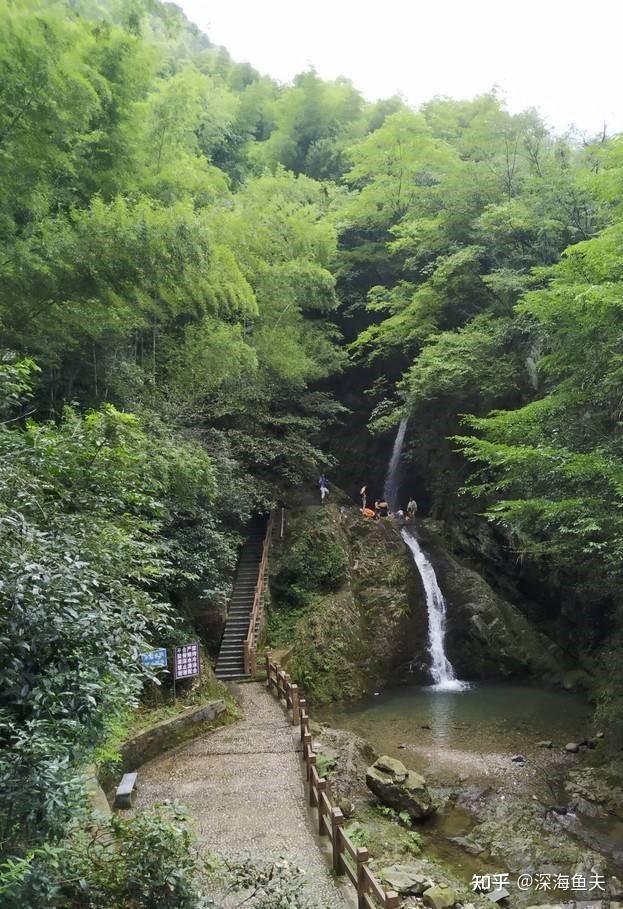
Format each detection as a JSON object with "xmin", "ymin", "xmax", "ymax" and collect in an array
[{"xmin": 175, "ymin": 0, "xmax": 623, "ymax": 137}]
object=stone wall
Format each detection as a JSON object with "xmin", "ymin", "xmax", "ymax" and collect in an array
[{"xmin": 119, "ymin": 700, "xmax": 227, "ymax": 771}]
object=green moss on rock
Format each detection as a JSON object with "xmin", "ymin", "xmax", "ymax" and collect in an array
[{"xmin": 268, "ymin": 505, "xmax": 428, "ymax": 703}]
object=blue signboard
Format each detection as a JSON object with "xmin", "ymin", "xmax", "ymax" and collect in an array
[{"xmin": 141, "ymin": 647, "xmax": 168, "ymax": 668}]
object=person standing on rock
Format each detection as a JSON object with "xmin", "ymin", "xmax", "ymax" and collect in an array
[
  {"xmin": 360, "ymin": 484, "xmax": 367, "ymax": 509},
  {"xmin": 319, "ymin": 473, "xmax": 330, "ymax": 504},
  {"xmin": 407, "ymin": 497, "xmax": 418, "ymax": 521}
]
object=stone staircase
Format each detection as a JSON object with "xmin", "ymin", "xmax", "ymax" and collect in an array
[{"xmin": 215, "ymin": 517, "xmax": 268, "ymax": 680}]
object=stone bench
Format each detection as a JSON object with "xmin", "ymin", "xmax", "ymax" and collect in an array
[{"xmin": 114, "ymin": 771, "xmax": 138, "ymax": 810}]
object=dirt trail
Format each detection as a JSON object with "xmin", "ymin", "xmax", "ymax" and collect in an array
[{"xmin": 135, "ymin": 681, "xmax": 351, "ymax": 907}]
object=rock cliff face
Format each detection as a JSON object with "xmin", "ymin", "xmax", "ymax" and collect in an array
[
  {"xmin": 268, "ymin": 505, "xmax": 429, "ymax": 703},
  {"xmin": 415, "ymin": 522, "xmax": 571, "ymax": 684},
  {"xmin": 269, "ymin": 505, "xmax": 569, "ymax": 702}
]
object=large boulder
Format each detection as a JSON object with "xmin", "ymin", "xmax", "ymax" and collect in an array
[
  {"xmin": 366, "ymin": 755, "xmax": 434, "ymax": 819},
  {"xmin": 423, "ymin": 883, "xmax": 457, "ymax": 909}
]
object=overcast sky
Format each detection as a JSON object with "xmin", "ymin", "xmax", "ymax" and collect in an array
[{"xmin": 175, "ymin": 0, "xmax": 622, "ymax": 137}]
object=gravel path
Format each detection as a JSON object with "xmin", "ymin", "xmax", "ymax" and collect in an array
[{"xmin": 136, "ymin": 682, "xmax": 351, "ymax": 907}]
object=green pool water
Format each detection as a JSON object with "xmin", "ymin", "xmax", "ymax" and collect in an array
[
  {"xmin": 318, "ymin": 682, "xmax": 593, "ymax": 760},
  {"xmin": 317, "ymin": 682, "xmax": 607, "ymax": 884}
]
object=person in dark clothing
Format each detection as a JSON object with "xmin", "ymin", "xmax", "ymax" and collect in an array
[
  {"xmin": 319, "ymin": 473, "xmax": 330, "ymax": 503},
  {"xmin": 377, "ymin": 499, "xmax": 389, "ymax": 518}
]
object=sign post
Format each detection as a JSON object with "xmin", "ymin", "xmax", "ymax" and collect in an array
[{"xmin": 173, "ymin": 641, "xmax": 201, "ymax": 701}]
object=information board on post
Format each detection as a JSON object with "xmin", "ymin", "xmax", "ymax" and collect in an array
[{"xmin": 174, "ymin": 642, "xmax": 200, "ymax": 698}]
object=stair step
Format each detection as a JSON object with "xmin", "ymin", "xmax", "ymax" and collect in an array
[{"xmin": 216, "ymin": 518, "xmax": 268, "ymax": 676}]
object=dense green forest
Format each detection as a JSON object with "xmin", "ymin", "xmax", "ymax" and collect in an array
[{"xmin": 1, "ymin": 0, "xmax": 623, "ymax": 904}]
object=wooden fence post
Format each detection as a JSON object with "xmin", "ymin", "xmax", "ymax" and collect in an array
[
  {"xmin": 308, "ymin": 757, "xmax": 316, "ymax": 803},
  {"xmin": 290, "ymin": 684, "xmax": 300, "ymax": 725},
  {"xmin": 284, "ymin": 672, "xmax": 291, "ymax": 709},
  {"xmin": 385, "ymin": 891, "xmax": 400, "ymax": 908},
  {"xmin": 356, "ymin": 847, "xmax": 369, "ymax": 909},
  {"xmin": 302, "ymin": 732, "xmax": 312, "ymax": 765},
  {"xmin": 316, "ymin": 777, "xmax": 327, "ymax": 834},
  {"xmin": 331, "ymin": 807, "xmax": 344, "ymax": 875}
]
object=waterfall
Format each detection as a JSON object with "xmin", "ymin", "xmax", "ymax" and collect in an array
[
  {"xmin": 401, "ymin": 529, "xmax": 467, "ymax": 690},
  {"xmin": 384, "ymin": 418, "xmax": 408, "ymax": 510},
  {"xmin": 384, "ymin": 420, "xmax": 467, "ymax": 691}
]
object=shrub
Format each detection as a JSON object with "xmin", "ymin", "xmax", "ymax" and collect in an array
[
  {"xmin": 272, "ymin": 516, "xmax": 347, "ymax": 608},
  {"xmin": 1, "ymin": 804, "xmax": 210, "ymax": 909}
]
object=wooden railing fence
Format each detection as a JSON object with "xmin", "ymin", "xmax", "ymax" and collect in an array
[
  {"xmin": 265, "ymin": 655, "xmax": 400, "ymax": 909},
  {"xmin": 243, "ymin": 514, "xmax": 274, "ymax": 674}
]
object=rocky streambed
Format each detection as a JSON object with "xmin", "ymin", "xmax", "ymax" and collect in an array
[{"xmin": 313, "ymin": 684, "xmax": 623, "ymax": 909}]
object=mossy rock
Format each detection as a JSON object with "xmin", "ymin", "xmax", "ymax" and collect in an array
[
  {"xmin": 269, "ymin": 505, "xmax": 428, "ymax": 702},
  {"xmin": 366, "ymin": 755, "xmax": 434, "ymax": 819}
]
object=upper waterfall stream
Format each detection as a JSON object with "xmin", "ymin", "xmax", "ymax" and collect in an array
[
  {"xmin": 383, "ymin": 417, "xmax": 408, "ymax": 509},
  {"xmin": 385, "ymin": 420, "xmax": 467, "ymax": 690}
]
